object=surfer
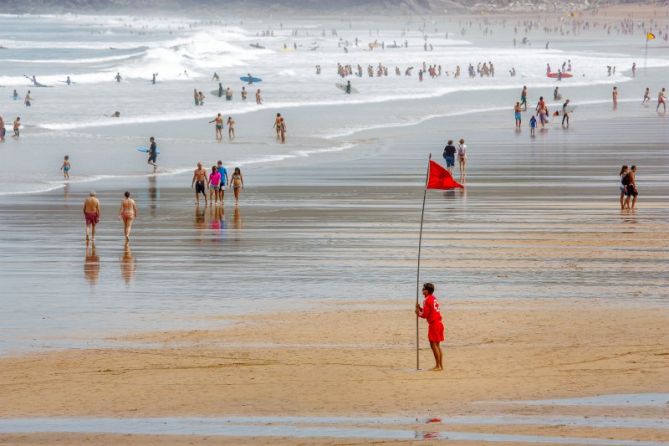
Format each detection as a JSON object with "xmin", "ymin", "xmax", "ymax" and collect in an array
[
  {"xmin": 147, "ymin": 137, "xmax": 158, "ymax": 172},
  {"xmin": 109, "ymin": 111, "xmax": 121, "ymax": 118},
  {"xmin": 24, "ymin": 91, "xmax": 32, "ymax": 107},
  {"xmin": 657, "ymin": 88, "xmax": 667, "ymax": 113},
  {"xmin": 119, "ymin": 191, "xmax": 138, "ymax": 243},
  {"xmin": 209, "ymin": 113, "xmax": 223, "ymax": 140},
  {"xmin": 13, "ymin": 117, "xmax": 20, "ymax": 137},
  {"xmin": 61, "ymin": 155, "xmax": 71, "ymax": 180},
  {"xmin": 245, "ymin": 73, "xmax": 254, "ymax": 85},
  {"xmin": 241, "ymin": 86, "xmax": 248, "ymax": 101},
  {"xmin": 191, "ymin": 162, "xmax": 209, "ymax": 206},
  {"xmin": 227, "ymin": 116, "xmax": 235, "ymax": 140},
  {"xmin": 255, "ymin": 89, "xmax": 262, "ymax": 104},
  {"xmin": 115, "ymin": 72, "xmax": 122, "ymax": 83}
]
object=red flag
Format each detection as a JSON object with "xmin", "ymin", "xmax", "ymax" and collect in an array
[{"xmin": 426, "ymin": 160, "xmax": 463, "ymax": 190}]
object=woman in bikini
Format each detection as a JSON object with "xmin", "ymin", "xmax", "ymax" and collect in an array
[
  {"xmin": 229, "ymin": 167, "xmax": 244, "ymax": 206},
  {"xmin": 457, "ymin": 138, "xmax": 467, "ymax": 182},
  {"xmin": 619, "ymin": 165, "xmax": 628, "ymax": 210},
  {"xmin": 119, "ymin": 191, "xmax": 138, "ymax": 242}
]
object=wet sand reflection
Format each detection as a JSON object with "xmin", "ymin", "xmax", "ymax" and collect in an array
[
  {"xmin": 120, "ymin": 243, "xmax": 136, "ymax": 284},
  {"xmin": 84, "ymin": 244, "xmax": 100, "ymax": 285}
]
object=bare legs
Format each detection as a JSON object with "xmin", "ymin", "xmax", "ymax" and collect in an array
[
  {"xmin": 123, "ymin": 216, "xmax": 134, "ymax": 242},
  {"xmin": 85, "ymin": 223, "xmax": 96, "ymax": 243},
  {"xmin": 429, "ymin": 341, "xmax": 443, "ymax": 371}
]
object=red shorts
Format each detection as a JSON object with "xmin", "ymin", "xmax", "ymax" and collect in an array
[
  {"xmin": 428, "ymin": 321, "xmax": 444, "ymax": 343},
  {"xmin": 84, "ymin": 212, "xmax": 99, "ymax": 225}
]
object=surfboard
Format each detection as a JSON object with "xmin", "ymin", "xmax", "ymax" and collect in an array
[
  {"xmin": 249, "ymin": 43, "xmax": 265, "ymax": 49},
  {"xmin": 547, "ymin": 72, "xmax": 573, "ymax": 78},
  {"xmin": 564, "ymin": 105, "xmax": 576, "ymax": 113},
  {"xmin": 137, "ymin": 147, "xmax": 160, "ymax": 154},
  {"xmin": 240, "ymin": 76, "xmax": 262, "ymax": 84},
  {"xmin": 335, "ymin": 83, "xmax": 359, "ymax": 94}
]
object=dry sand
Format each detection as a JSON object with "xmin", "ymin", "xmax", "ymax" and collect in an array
[{"xmin": 1, "ymin": 298, "xmax": 668, "ymax": 444}]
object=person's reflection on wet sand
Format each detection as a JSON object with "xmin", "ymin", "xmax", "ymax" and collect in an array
[
  {"xmin": 194, "ymin": 204, "xmax": 206, "ymax": 229},
  {"xmin": 120, "ymin": 242, "xmax": 136, "ymax": 284},
  {"xmin": 84, "ymin": 243, "xmax": 100, "ymax": 285},
  {"xmin": 62, "ymin": 183, "xmax": 70, "ymax": 204},
  {"xmin": 232, "ymin": 205, "xmax": 242, "ymax": 230},
  {"xmin": 148, "ymin": 175, "xmax": 157, "ymax": 217}
]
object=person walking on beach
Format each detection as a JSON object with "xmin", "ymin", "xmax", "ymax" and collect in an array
[
  {"xmin": 210, "ymin": 113, "xmax": 223, "ymax": 140},
  {"xmin": 83, "ymin": 191, "xmax": 101, "ymax": 243},
  {"xmin": 61, "ymin": 155, "xmax": 71, "ymax": 179},
  {"xmin": 147, "ymin": 137, "xmax": 158, "ymax": 172},
  {"xmin": 612, "ymin": 86, "xmax": 618, "ymax": 110},
  {"xmin": 619, "ymin": 165, "xmax": 629, "ymax": 210},
  {"xmin": 279, "ymin": 117, "xmax": 287, "ymax": 143},
  {"xmin": 192, "ymin": 162, "xmax": 209, "ymax": 206},
  {"xmin": 514, "ymin": 102, "xmax": 522, "ymax": 129},
  {"xmin": 415, "ymin": 282, "xmax": 444, "ymax": 371},
  {"xmin": 13, "ymin": 117, "xmax": 21, "ymax": 137},
  {"xmin": 442, "ymin": 140, "xmax": 456, "ymax": 173},
  {"xmin": 227, "ymin": 116, "xmax": 235, "ymax": 140},
  {"xmin": 561, "ymin": 99, "xmax": 571, "ymax": 128},
  {"xmin": 643, "ymin": 87, "xmax": 650, "ymax": 105},
  {"xmin": 229, "ymin": 167, "xmax": 244, "ymax": 206},
  {"xmin": 216, "ymin": 160, "xmax": 228, "ymax": 204},
  {"xmin": 209, "ymin": 166, "xmax": 221, "ymax": 205},
  {"xmin": 520, "ymin": 86, "xmax": 528, "ymax": 111},
  {"xmin": 457, "ymin": 138, "xmax": 467, "ymax": 182},
  {"xmin": 624, "ymin": 165, "xmax": 638, "ymax": 210},
  {"xmin": 529, "ymin": 115, "xmax": 537, "ymax": 137},
  {"xmin": 657, "ymin": 88, "xmax": 667, "ymax": 113},
  {"xmin": 119, "ymin": 191, "xmax": 137, "ymax": 242}
]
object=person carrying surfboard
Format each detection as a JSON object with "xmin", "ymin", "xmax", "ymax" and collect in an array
[{"xmin": 147, "ymin": 137, "xmax": 158, "ymax": 172}]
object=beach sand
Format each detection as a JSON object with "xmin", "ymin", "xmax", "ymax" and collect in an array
[{"xmin": 1, "ymin": 299, "xmax": 668, "ymax": 444}]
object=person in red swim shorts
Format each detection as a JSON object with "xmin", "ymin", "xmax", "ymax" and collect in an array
[{"xmin": 415, "ymin": 282, "xmax": 444, "ymax": 371}]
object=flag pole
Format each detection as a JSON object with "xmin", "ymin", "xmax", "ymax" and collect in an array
[{"xmin": 416, "ymin": 153, "xmax": 431, "ymax": 371}]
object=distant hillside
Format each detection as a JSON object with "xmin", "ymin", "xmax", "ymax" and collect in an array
[{"xmin": 1, "ymin": 0, "xmax": 666, "ymax": 15}]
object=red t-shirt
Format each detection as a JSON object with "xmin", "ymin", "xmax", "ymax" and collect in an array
[{"xmin": 419, "ymin": 294, "xmax": 442, "ymax": 325}]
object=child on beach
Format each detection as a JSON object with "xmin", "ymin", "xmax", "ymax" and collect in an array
[
  {"xmin": 227, "ymin": 116, "xmax": 235, "ymax": 140},
  {"xmin": 529, "ymin": 115, "xmax": 537, "ymax": 137},
  {"xmin": 229, "ymin": 167, "xmax": 244, "ymax": 206},
  {"xmin": 209, "ymin": 165, "xmax": 221, "ymax": 205},
  {"xmin": 415, "ymin": 282, "xmax": 444, "ymax": 371},
  {"xmin": 514, "ymin": 102, "xmax": 522, "ymax": 129},
  {"xmin": 61, "ymin": 155, "xmax": 71, "ymax": 179},
  {"xmin": 13, "ymin": 117, "xmax": 21, "ymax": 137}
]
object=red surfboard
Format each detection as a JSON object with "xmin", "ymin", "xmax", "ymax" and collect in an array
[{"xmin": 547, "ymin": 72, "xmax": 573, "ymax": 78}]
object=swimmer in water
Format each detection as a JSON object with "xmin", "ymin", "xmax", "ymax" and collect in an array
[
  {"xmin": 115, "ymin": 72, "xmax": 122, "ymax": 83},
  {"xmin": 255, "ymin": 89, "xmax": 262, "ymax": 104},
  {"xmin": 241, "ymin": 86, "xmax": 248, "ymax": 101}
]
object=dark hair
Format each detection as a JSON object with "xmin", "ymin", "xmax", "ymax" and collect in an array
[
  {"xmin": 422, "ymin": 283, "xmax": 435, "ymax": 294},
  {"xmin": 619, "ymin": 165, "xmax": 628, "ymax": 175},
  {"xmin": 124, "ymin": 191, "xmax": 130, "ymax": 198},
  {"xmin": 630, "ymin": 165, "xmax": 636, "ymax": 171},
  {"xmin": 150, "ymin": 137, "xmax": 154, "ymax": 141},
  {"xmin": 447, "ymin": 140, "xmax": 453, "ymax": 145},
  {"xmin": 234, "ymin": 167, "xmax": 241, "ymax": 174}
]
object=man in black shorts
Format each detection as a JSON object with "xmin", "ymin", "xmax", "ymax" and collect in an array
[
  {"xmin": 147, "ymin": 136, "xmax": 158, "ymax": 172},
  {"xmin": 442, "ymin": 139, "xmax": 456, "ymax": 173},
  {"xmin": 191, "ymin": 162, "xmax": 209, "ymax": 206}
]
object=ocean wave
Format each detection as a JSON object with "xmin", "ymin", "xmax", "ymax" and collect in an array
[{"xmin": 0, "ymin": 51, "xmax": 147, "ymax": 65}]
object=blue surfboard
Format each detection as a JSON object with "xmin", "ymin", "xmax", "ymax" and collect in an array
[
  {"xmin": 240, "ymin": 76, "xmax": 262, "ymax": 84},
  {"xmin": 137, "ymin": 147, "xmax": 160, "ymax": 154}
]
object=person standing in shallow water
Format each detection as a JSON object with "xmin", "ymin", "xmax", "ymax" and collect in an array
[
  {"xmin": 229, "ymin": 167, "xmax": 244, "ymax": 206},
  {"xmin": 119, "ymin": 191, "xmax": 138, "ymax": 243},
  {"xmin": 415, "ymin": 282, "xmax": 444, "ymax": 371},
  {"xmin": 83, "ymin": 191, "xmax": 101, "ymax": 243},
  {"xmin": 619, "ymin": 165, "xmax": 629, "ymax": 210}
]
